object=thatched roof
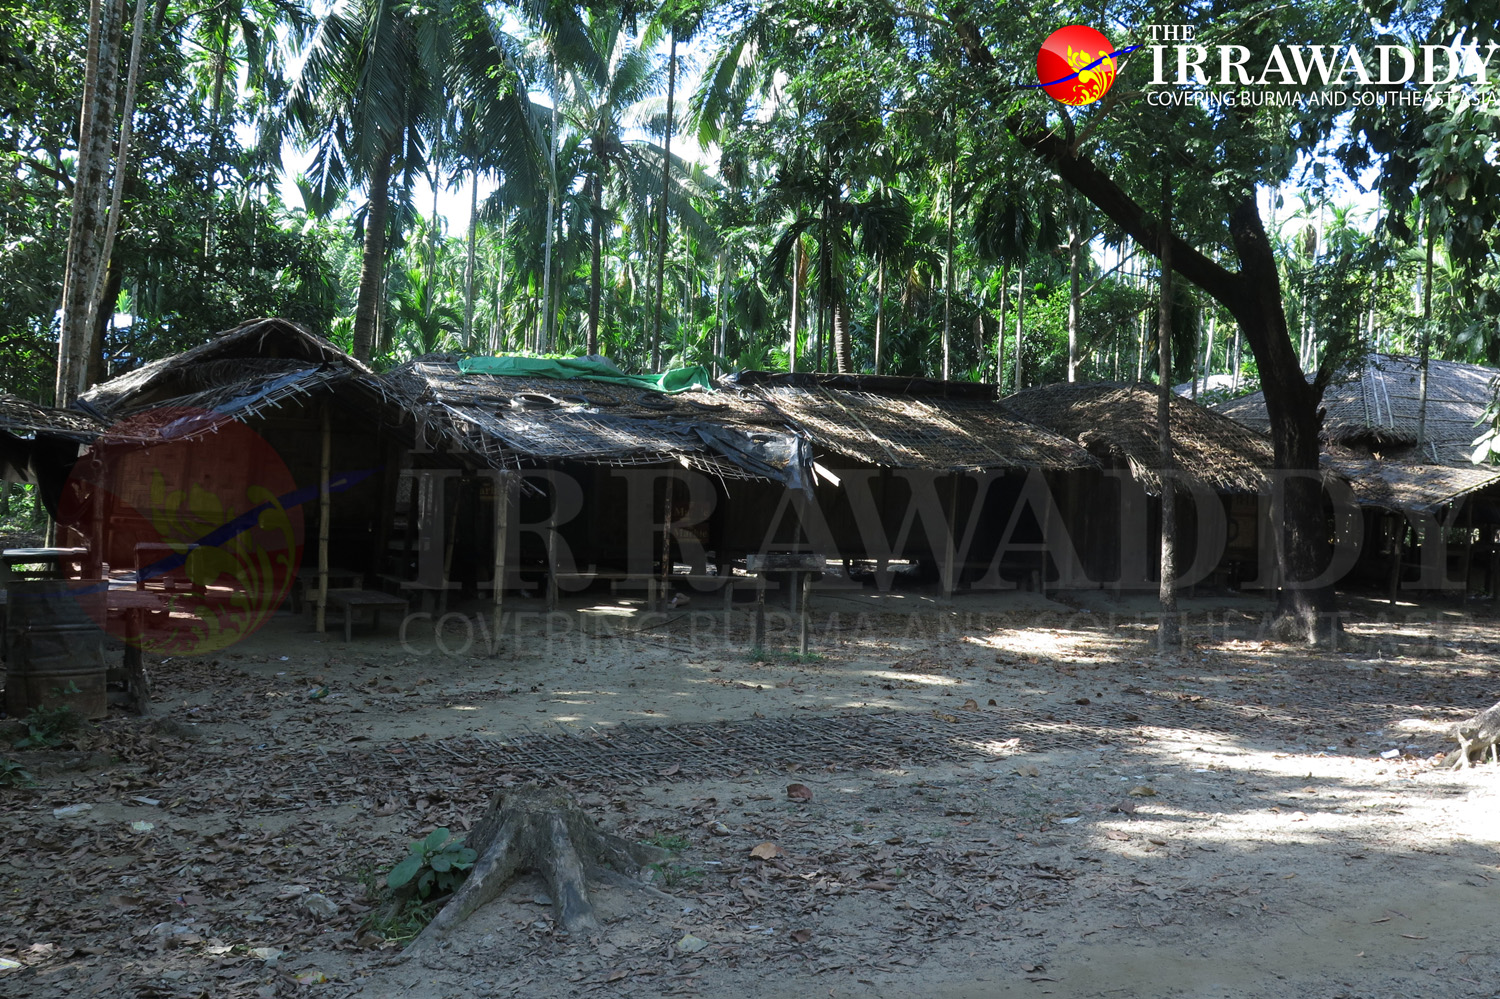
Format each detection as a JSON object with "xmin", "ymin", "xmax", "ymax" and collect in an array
[
  {"xmin": 1322, "ymin": 452, "xmax": 1500, "ymax": 515},
  {"xmin": 0, "ymin": 395, "xmax": 102, "ymax": 442},
  {"xmin": 383, "ymin": 358, "xmax": 809, "ymax": 486},
  {"xmin": 1216, "ymin": 353, "xmax": 1499, "ymax": 466},
  {"xmin": 74, "ymin": 318, "xmax": 395, "ymax": 442},
  {"xmin": 1004, "ymin": 381, "xmax": 1274, "ymax": 495},
  {"xmin": 725, "ymin": 372, "xmax": 1097, "ymax": 473},
  {"xmin": 78, "ymin": 318, "xmax": 373, "ymax": 420}
]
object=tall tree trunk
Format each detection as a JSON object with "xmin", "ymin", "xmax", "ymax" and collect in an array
[
  {"xmin": 1013, "ymin": 260, "xmax": 1025, "ymax": 391},
  {"xmin": 464, "ymin": 169, "xmax": 478, "ymax": 350},
  {"xmin": 716, "ymin": 248, "xmax": 729, "ymax": 373},
  {"xmin": 352, "ymin": 147, "xmax": 394, "ymax": 362},
  {"xmin": 873, "ymin": 255, "xmax": 885, "ymax": 375},
  {"xmin": 588, "ymin": 170, "xmax": 603, "ymax": 356},
  {"xmin": 493, "ymin": 211, "xmax": 507, "ymax": 352},
  {"xmin": 541, "ymin": 97, "xmax": 559, "ymax": 354},
  {"xmin": 85, "ymin": 0, "xmax": 151, "ymax": 396},
  {"xmin": 942, "ymin": 147, "xmax": 955, "ymax": 380},
  {"xmin": 1157, "ymin": 177, "xmax": 1179, "ymax": 651},
  {"xmin": 833, "ymin": 300, "xmax": 852, "ymax": 373},
  {"xmin": 89, "ymin": 256, "xmax": 123, "ymax": 386},
  {"xmin": 651, "ymin": 33, "xmax": 677, "ymax": 371},
  {"xmin": 203, "ymin": 29, "xmax": 227, "ymax": 271},
  {"xmin": 1418, "ymin": 203, "xmax": 1434, "ymax": 450},
  {"xmin": 1067, "ymin": 196, "xmax": 1081, "ymax": 382},
  {"xmin": 1198, "ymin": 304, "xmax": 1217, "ymax": 400},
  {"xmin": 56, "ymin": 0, "xmax": 124, "ymax": 407},
  {"xmin": 788, "ymin": 235, "xmax": 802, "ymax": 373},
  {"xmin": 996, "ymin": 263, "xmax": 1007, "ymax": 390}
]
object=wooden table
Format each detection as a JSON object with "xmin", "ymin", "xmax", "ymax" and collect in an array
[
  {"xmin": 2, "ymin": 547, "xmax": 88, "ymax": 580},
  {"xmin": 325, "ymin": 588, "xmax": 409, "ymax": 642},
  {"xmin": 745, "ymin": 552, "xmax": 826, "ymax": 653},
  {"xmin": 134, "ymin": 542, "xmax": 202, "ymax": 592}
]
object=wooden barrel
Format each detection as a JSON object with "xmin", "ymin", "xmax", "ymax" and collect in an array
[{"xmin": 3, "ymin": 580, "xmax": 109, "ymax": 720}]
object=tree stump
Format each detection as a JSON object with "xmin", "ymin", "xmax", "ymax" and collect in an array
[
  {"xmin": 1441, "ymin": 701, "xmax": 1500, "ymax": 769},
  {"xmin": 405, "ymin": 786, "xmax": 670, "ymax": 953}
]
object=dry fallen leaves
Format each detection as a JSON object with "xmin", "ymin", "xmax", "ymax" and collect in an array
[{"xmin": 749, "ymin": 841, "xmax": 784, "ymax": 860}]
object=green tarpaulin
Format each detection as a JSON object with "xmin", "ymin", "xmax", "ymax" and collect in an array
[{"xmin": 457, "ymin": 356, "xmax": 713, "ymax": 394}]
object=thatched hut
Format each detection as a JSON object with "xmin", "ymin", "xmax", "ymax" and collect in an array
[
  {"xmin": 714, "ymin": 372, "xmax": 1100, "ymax": 593},
  {"xmin": 380, "ymin": 362, "xmax": 1101, "ymax": 598},
  {"xmin": 1006, "ymin": 382, "xmax": 1276, "ymax": 589},
  {"xmin": 1216, "ymin": 354, "xmax": 1500, "ymax": 595},
  {"xmin": 380, "ymin": 356, "xmax": 813, "ymax": 603},
  {"xmin": 70, "ymin": 318, "xmax": 411, "ymax": 597}
]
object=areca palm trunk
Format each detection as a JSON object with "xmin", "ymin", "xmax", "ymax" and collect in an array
[
  {"xmin": 651, "ymin": 33, "xmax": 677, "ymax": 371},
  {"xmin": 541, "ymin": 97, "xmax": 558, "ymax": 354},
  {"xmin": 996, "ymin": 264, "xmax": 1008, "ymax": 389},
  {"xmin": 1013, "ymin": 260, "xmax": 1025, "ymax": 391},
  {"xmin": 833, "ymin": 299, "xmax": 852, "ymax": 373},
  {"xmin": 588, "ymin": 170, "xmax": 603, "ymax": 355},
  {"xmin": 464, "ymin": 169, "xmax": 477, "ymax": 350},
  {"xmin": 942, "ymin": 147, "xmax": 955, "ymax": 381},
  {"xmin": 788, "ymin": 236, "xmax": 802, "ymax": 373},
  {"xmin": 873, "ymin": 255, "xmax": 885, "ymax": 375},
  {"xmin": 1067, "ymin": 197, "xmax": 1081, "ymax": 382},
  {"xmin": 352, "ymin": 146, "xmax": 395, "ymax": 362}
]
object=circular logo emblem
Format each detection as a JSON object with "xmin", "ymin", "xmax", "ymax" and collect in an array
[
  {"xmin": 56, "ymin": 407, "xmax": 303, "ymax": 656},
  {"xmin": 1036, "ymin": 26, "xmax": 1120, "ymax": 106}
]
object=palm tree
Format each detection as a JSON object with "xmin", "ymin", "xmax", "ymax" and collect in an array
[
  {"xmin": 284, "ymin": 0, "xmax": 539, "ymax": 362},
  {"xmin": 563, "ymin": 11, "xmax": 664, "ymax": 355}
]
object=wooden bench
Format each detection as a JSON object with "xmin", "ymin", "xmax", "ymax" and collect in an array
[{"xmin": 324, "ymin": 589, "xmax": 410, "ymax": 642}]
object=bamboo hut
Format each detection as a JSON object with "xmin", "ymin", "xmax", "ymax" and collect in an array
[
  {"xmin": 1006, "ymin": 381, "xmax": 1276, "ymax": 590},
  {"xmin": 1216, "ymin": 353, "xmax": 1500, "ymax": 596},
  {"xmin": 70, "ymin": 318, "xmax": 410, "ymax": 623}
]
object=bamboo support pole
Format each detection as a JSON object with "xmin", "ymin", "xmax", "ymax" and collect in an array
[
  {"xmin": 492, "ymin": 471, "xmax": 509, "ymax": 651},
  {"xmin": 315, "ymin": 404, "xmax": 330, "ymax": 633}
]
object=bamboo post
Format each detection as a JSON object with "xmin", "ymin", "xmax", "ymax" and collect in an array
[
  {"xmin": 315, "ymin": 404, "xmax": 331, "ymax": 633},
  {"xmin": 492, "ymin": 470, "xmax": 509, "ymax": 651},
  {"xmin": 1461, "ymin": 501, "xmax": 1474, "ymax": 603},
  {"xmin": 753, "ymin": 574, "xmax": 766, "ymax": 648},
  {"xmin": 659, "ymin": 472, "xmax": 674, "ymax": 611},
  {"xmin": 798, "ymin": 573, "xmax": 810, "ymax": 656},
  {"xmin": 1388, "ymin": 514, "xmax": 1402, "ymax": 607},
  {"xmin": 942, "ymin": 472, "xmax": 959, "ymax": 598},
  {"xmin": 546, "ymin": 466, "xmax": 559, "ymax": 612}
]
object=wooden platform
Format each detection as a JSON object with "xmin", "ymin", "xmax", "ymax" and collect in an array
[{"xmin": 324, "ymin": 588, "xmax": 409, "ymax": 642}]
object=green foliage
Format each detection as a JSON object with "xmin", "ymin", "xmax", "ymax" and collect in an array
[
  {"xmin": 385, "ymin": 827, "xmax": 477, "ymax": 899},
  {"xmin": 643, "ymin": 832, "xmax": 690, "ymax": 853},
  {"xmin": 0, "ymin": 756, "xmax": 36, "ymax": 787},
  {"xmin": 360, "ymin": 896, "xmax": 439, "ymax": 943},
  {"xmin": 649, "ymin": 861, "xmax": 705, "ymax": 888},
  {"xmin": 1472, "ymin": 380, "xmax": 1500, "ymax": 465},
  {"xmin": 11, "ymin": 701, "xmax": 79, "ymax": 750}
]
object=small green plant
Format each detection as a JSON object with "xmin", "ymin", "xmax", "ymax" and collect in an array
[
  {"xmin": 361, "ymin": 897, "xmax": 439, "ymax": 944},
  {"xmin": 643, "ymin": 832, "xmax": 690, "ymax": 853},
  {"xmin": 0, "ymin": 756, "xmax": 35, "ymax": 787},
  {"xmin": 650, "ymin": 861, "xmax": 705, "ymax": 888},
  {"xmin": 386, "ymin": 828, "xmax": 477, "ymax": 898},
  {"xmin": 11, "ymin": 703, "xmax": 80, "ymax": 749}
]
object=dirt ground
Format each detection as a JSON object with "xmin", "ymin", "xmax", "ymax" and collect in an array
[{"xmin": 3, "ymin": 585, "xmax": 1500, "ymax": 999}]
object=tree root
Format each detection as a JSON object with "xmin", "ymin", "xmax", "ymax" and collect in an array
[
  {"xmin": 404, "ymin": 786, "xmax": 669, "ymax": 955},
  {"xmin": 1440, "ymin": 701, "xmax": 1500, "ymax": 770}
]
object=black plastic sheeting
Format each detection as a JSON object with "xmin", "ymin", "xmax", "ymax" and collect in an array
[{"xmin": 692, "ymin": 423, "xmax": 814, "ymax": 499}]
